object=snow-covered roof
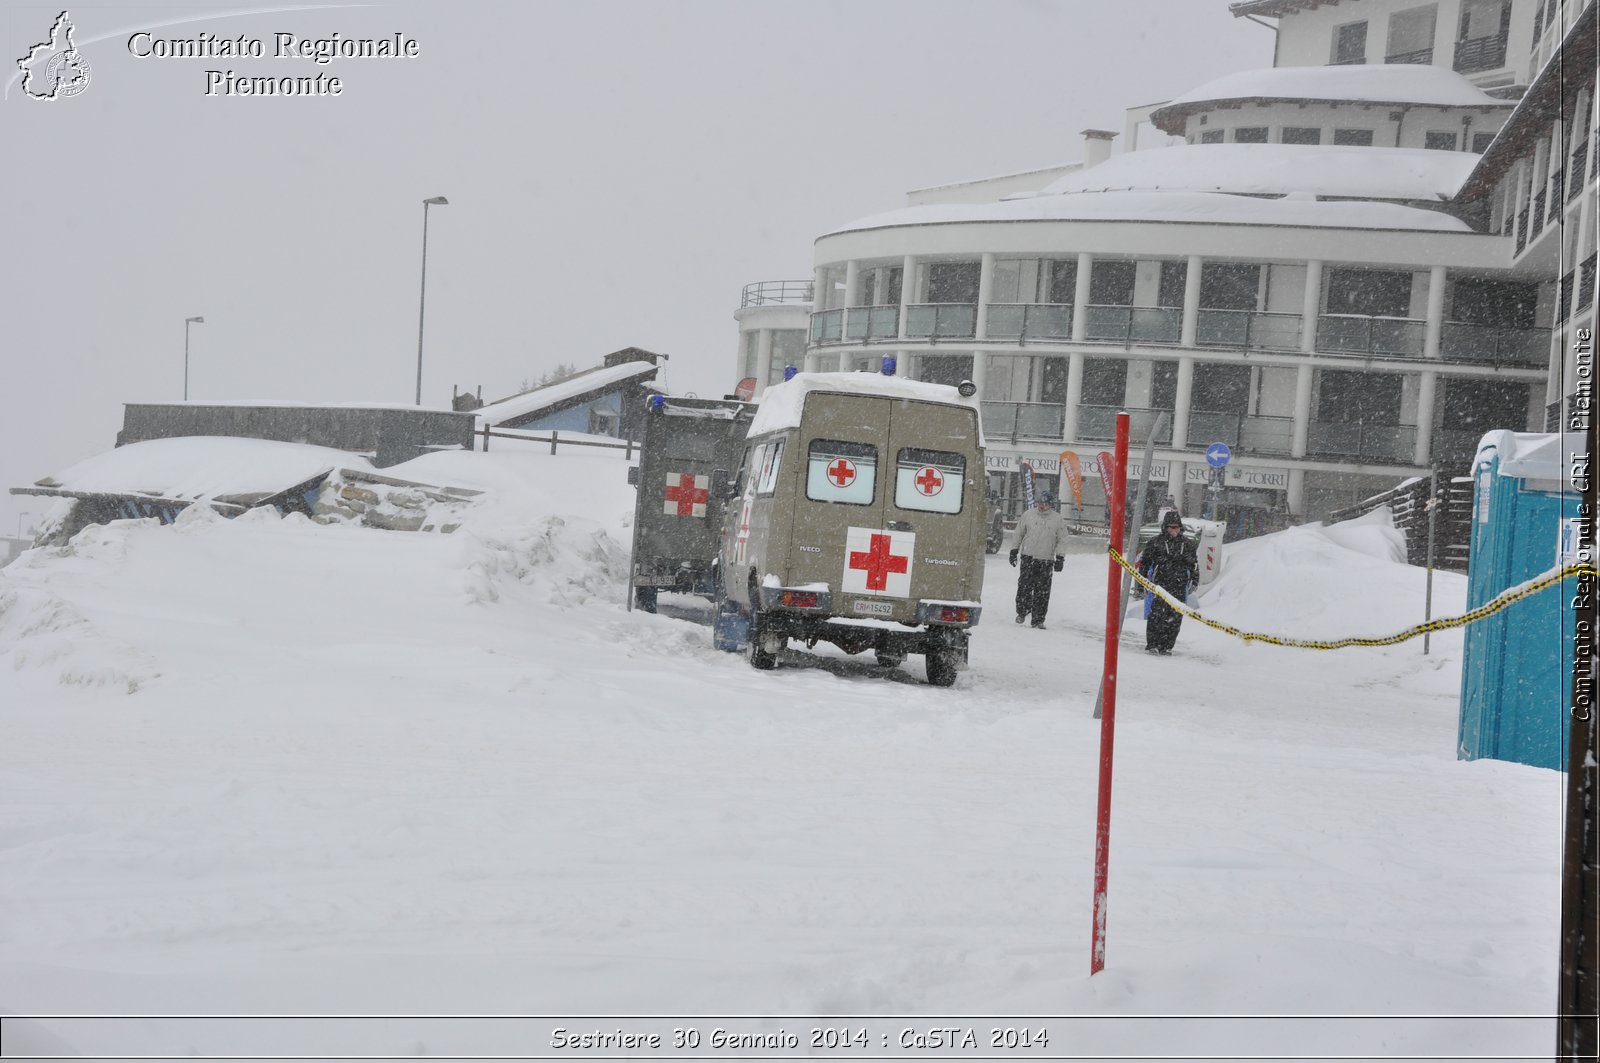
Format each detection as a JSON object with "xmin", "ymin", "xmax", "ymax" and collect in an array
[
  {"xmin": 476, "ymin": 361, "xmax": 658, "ymax": 427},
  {"xmin": 1020, "ymin": 144, "xmax": 1478, "ymax": 203},
  {"xmin": 748, "ymin": 372, "xmax": 984, "ymax": 442},
  {"xmin": 129, "ymin": 400, "xmax": 458, "ymax": 413},
  {"xmin": 1151, "ymin": 65, "xmax": 1513, "ymax": 132},
  {"xmin": 826, "ymin": 189, "xmax": 1471, "ymax": 236},
  {"xmin": 31, "ymin": 437, "xmax": 368, "ymax": 503},
  {"xmin": 1474, "ymin": 431, "xmax": 1588, "ymax": 481}
]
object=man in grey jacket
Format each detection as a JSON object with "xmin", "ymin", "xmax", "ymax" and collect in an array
[{"xmin": 1008, "ymin": 491, "xmax": 1070, "ymax": 629}]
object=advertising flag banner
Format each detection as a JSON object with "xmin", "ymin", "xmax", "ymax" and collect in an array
[
  {"xmin": 1061, "ymin": 451, "xmax": 1084, "ymax": 509},
  {"xmin": 1020, "ymin": 462, "xmax": 1036, "ymax": 509}
]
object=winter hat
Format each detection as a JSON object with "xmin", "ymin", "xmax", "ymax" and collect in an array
[
  {"xmin": 1038, "ymin": 491, "xmax": 1056, "ymax": 505},
  {"xmin": 1162, "ymin": 511, "xmax": 1183, "ymax": 528}
]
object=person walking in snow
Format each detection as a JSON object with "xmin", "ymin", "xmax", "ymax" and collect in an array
[
  {"xmin": 1009, "ymin": 490, "xmax": 1069, "ymax": 629},
  {"xmin": 1137, "ymin": 510, "xmax": 1199, "ymax": 655}
]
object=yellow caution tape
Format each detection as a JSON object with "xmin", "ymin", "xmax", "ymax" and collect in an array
[{"xmin": 1109, "ymin": 547, "xmax": 1597, "ymax": 651}]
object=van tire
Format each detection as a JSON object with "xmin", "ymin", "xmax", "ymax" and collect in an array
[
  {"xmin": 925, "ymin": 648, "xmax": 959, "ymax": 687},
  {"xmin": 748, "ymin": 606, "xmax": 781, "ymax": 670},
  {"xmin": 634, "ymin": 587, "xmax": 658, "ymax": 613}
]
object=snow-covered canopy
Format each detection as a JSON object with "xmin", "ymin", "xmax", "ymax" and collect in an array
[
  {"xmin": 748, "ymin": 372, "xmax": 984, "ymax": 440},
  {"xmin": 31, "ymin": 437, "xmax": 368, "ymax": 503},
  {"xmin": 1021, "ymin": 144, "xmax": 1478, "ymax": 203},
  {"xmin": 826, "ymin": 189, "xmax": 1471, "ymax": 236},
  {"xmin": 476, "ymin": 361, "xmax": 658, "ymax": 427},
  {"xmin": 1151, "ymin": 64, "xmax": 1513, "ymax": 133}
]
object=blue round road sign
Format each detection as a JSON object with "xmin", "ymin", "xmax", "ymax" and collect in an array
[{"xmin": 1205, "ymin": 442, "xmax": 1232, "ymax": 468}]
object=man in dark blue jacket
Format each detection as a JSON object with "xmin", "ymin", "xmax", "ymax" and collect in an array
[{"xmin": 1136, "ymin": 511, "xmax": 1199, "ymax": 655}]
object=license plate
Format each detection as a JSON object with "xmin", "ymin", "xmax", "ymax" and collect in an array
[{"xmin": 852, "ymin": 599, "xmax": 894, "ymax": 616}]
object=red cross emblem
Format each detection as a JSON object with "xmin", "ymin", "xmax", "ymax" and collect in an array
[
  {"xmin": 913, "ymin": 466, "xmax": 944, "ymax": 496},
  {"xmin": 662, "ymin": 472, "xmax": 709, "ymax": 517},
  {"xmin": 848, "ymin": 532, "xmax": 909, "ymax": 592},
  {"xmin": 826, "ymin": 458, "xmax": 857, "ymax": 488}
]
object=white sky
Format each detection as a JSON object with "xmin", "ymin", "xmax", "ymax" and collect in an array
[{"xmin": 1, "ymin": 0, "xmax": 1270, "ymax": 534}]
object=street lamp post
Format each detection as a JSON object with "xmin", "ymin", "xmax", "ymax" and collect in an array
[
  {"xmin": 416, "ymin": 196, "xmax": 449, "ymax": 406},
  {"xmin": 184, "ymin": 316, "xmax": 205, "ymax": 401}
]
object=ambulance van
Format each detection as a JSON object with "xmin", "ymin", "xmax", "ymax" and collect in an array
[{"xmin": 713, "ymin": 371, "xmax": 987, "ymax": 686}]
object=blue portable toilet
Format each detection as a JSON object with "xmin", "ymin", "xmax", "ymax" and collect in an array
[{"xmin": 1458, "ymin": 431, "xmax": 1586, "ymax": 771}]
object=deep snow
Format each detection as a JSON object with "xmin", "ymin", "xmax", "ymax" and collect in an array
[{"xmin": 0, "ymin": 443, "xmax": 1564, "ymax": 1059}]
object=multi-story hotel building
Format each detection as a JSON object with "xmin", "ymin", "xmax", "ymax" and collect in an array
[{"xmin": 735, "ymin": 0, "xmax": 1589, "ymax": 532}]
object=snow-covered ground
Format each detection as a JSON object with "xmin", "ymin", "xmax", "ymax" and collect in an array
[{"xmin": 0, "ymin": 445, "xmax": 1563, "ymax": 1059}]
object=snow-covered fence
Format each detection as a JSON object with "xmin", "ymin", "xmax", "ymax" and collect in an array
[
  {"xmin": 477, "ymin": 425, "xmax": 635, "ymax": 458},
  {"xmin": 1327, "ymin": 476, "xmax": 1473, "ymax": 570}
]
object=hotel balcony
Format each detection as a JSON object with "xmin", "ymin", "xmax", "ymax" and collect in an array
[{"xmin": 1453, "ymin": 32, "xmax": 1508, "ymax": 74}]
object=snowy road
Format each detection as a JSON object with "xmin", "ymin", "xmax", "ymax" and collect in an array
[{"xmin": 0, "ymin": 450, "xmax": 1564, "ymax": 1058}]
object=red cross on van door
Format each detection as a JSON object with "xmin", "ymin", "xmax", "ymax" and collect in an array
[
  {"xmin": 841, "ymin": 527, "xmax": 915, "ymax": 597},
  {"xmin": 826, "ymin": 458, "xmax": 857, "ymax": 488},
  {"xmin": 913, "ymin": 466, "xmax": 944, "ymax": 496},
  {"xmin": 663, "ymin": 472, "xmax": 710, "ymax": 517}
]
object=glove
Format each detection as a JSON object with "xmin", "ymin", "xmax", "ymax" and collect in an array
[
  {"xmin": 1053, "ymin": 556, "xmax": 1064, "ymax": 572},
  {"xmin": 1008, "ymin": 549, "xmax": 1018, "ymax": 567}
]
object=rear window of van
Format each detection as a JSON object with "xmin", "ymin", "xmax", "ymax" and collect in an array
[
  {"xmin": 894, "ymin": 448, "xmax": 965, "ymax": 514},
  {"xmin": 806, "ymin": 440, "xmax": 877, "ymax": 506}
]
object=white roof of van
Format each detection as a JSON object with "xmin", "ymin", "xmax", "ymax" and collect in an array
[{"xmin": 749, "ymin": 372, "xmax": 985, "ymax": 445}]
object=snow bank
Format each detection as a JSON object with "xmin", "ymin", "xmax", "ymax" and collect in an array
[{"xmin": 32, "ymin": 436, "xmax": 368, "ymax": 502}]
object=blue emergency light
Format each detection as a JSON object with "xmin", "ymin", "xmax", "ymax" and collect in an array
[
  {"xmin": 783, "ymin": 366, "xmax": 798, "ymax": 381},
  {"xmin": 881, "ymin": 356, "xmax": 897, "ymax": 376},
  {"xmin": 648, "ymin": 394, "xmax": 665, "ymax": 412}
]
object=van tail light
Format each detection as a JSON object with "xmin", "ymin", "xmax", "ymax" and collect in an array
[
  {"xmin": 781, "ymin": 591, "xmax": 821, "ymax": 609},
  {"xmin": 938, "ymin": 606, "xmax": 971, "ymax": 623}
]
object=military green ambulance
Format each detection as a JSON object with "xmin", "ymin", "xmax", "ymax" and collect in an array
[
  {"xmin": 626, "ymin": 395, "xmax": 756, "ymax": 612},
  {"xmin": 713, "ymin": 371, "xmax": 987, "ymax": 686}
]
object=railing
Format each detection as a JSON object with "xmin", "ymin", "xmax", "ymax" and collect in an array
[
  {"xmin": 1184, "ymin": 412, "xmax": 1296, "ymax": 456},
  {"xmin": 905, "ymin": 303, "xmax": 977, "ymax": 340},
  {"xmin": 1441, "ymin": 322, "xmax": 1551, "ymax": 366},
  {"xmin": 843, "ymin": 305, "xmax": 899, "ymax": 342},
  {"xmin": 1385, "ymin": 46, "xmax": 1434, "ymax": 64},
  {"xmin": 1454, "ymin": 32, "xmax": 1508, "ymax": 73},
  {"xmin": 1195, "ymin": 309, "xmax": 1302, "ymax": 351},
  {"xmin": 1083, "ymin": 305, "xmax": 1181, "ymax": 345},
  {"xmin": 1516, "ymin": 207, "xmax": 1529, "ymax": 253},
  {"xmin": 1316, "ymin": 315, "xmax": 1426, "ymax": 357},
  {"xmin": 1580, "ymin": 254, "xmax": 1597, "ymax": 312},
  {"xmin": 1549, "ymin": 174, "xmax": 1565, "ymax": 220},
  {"xmin": 1533, "ymin": 190, "xmax": 1547, "ymax": 233},
  {"xmin": 1306, "ymin": 421, "xmax": 1417, "ymax": 463},
  {"xmin": 741, "ymin": 279, "xmax": 813, "ymax": 308},
  {"xmin": 980, "ymin": 401, "xmax": 1066, "ymax": 444},
  {"xmin": 1545, "ymin": 400, "xmax": 1563, "ymax": 432},
  {"xmin": 1077, "ymin": 405, "xmax": 1174, "ymax": 444},
  {"xmin": 479, "ymin": 425, "xmax": 635, "ymax": 457},
  {"xmin": 809, "ymin": 308, "xmax": 843, "ymax": 344},
  {"xmin": 1570, "ymin": 143, "xmax": 1589, "ymax": 200},
  {"xmin": 986, "ymin": 303, "xmax": 1073, "ymax": 341},
  {"xmin": 1560, "ymin": 271, "xmax": 1575, "ymax": 321},
  {"xmin": 1330, "ymin": 54, "xmax": 1366, "ymax": 65}
]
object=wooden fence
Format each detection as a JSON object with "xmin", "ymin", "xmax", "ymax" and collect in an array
[{"xmin": 1326, "ymin": 475, "xmax": 1474, "ymax": 571}]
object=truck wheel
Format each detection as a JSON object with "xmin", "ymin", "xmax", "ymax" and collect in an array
[
  {"xmin": 874, "ymin": 649, "xmax": 905, "ymax": 668},
  {"xmin": 748, "ymin": 606, "xmax": 781, "ymax": 670},
  {"xmin": 925, "ymin": 648, "xmax": 959, "ymax": 687},
  {"xmin": 634, "ymin": 587, "xmax": 658, "ymax": 613}
]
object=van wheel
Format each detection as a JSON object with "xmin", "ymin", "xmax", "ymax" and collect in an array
[
  {"xmin": 748, "ymin": 607, "xmax": 781, "ymax": 670},
  {"xmin": 925, "ymin": 648, "xmax": 958, "ymax": 687},
  {"xmin": 874, "ymin": 649, "xmax": 905, "ymax": 668},
  {"xmin": 634, "ymin": 587, "xmax": 658, "ymax": 613}
]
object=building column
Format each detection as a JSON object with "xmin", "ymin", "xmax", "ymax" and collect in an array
[
  {"xmin": 1300, "ymin": 259, "xmax": 1323, "ymax": 354},
  {"xmin": 843, "ymin": 259, "xmax": 861, "ymax": 341},
  {"xmin": 897, "ymin": 255, "xmax": 917, "ymax": 338},
  {"xmin": 757, "ymin": 327, "xmax": 775, "ymax": 390},
  {"xmin": 1072, "ymin": 252, "xmax": 1093, "ymax": 342},
  {"xmin": 976, "ymin": 252, "xmax": 995, "ymax": 339},
  {"xmin": 1423, "ymin": 265, "xmax": 1446, "ymax": 359},
  {"xmin": 813, "ymin": 266, "xmax": 829, "ymax": 312},
  {"xmin": 1063, "ymin": 352, "xmax": 1086, "ymax": 442},
  {"xmin": 1414, "ymin": 371, "xmax": 1438, "ymax": 466},
  {"xmin": 1172, "ymin": 356, "xmax": 1194, "ymax": 449},
  {"xmin": 1291, "ymin": 363, "xmax": 1314, "ymax": 458},
  {"xmin": 1286, "ymin": 468, "xmax": 1306, "ymax": 517},
  {"xmin": 1181, "ymin": 254, "xmax": 1203, "ymax": 347}
]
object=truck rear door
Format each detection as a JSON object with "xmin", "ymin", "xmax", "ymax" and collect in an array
[
  {"xmin": 885, "ymin": 401, "xmax": 984, "ymax": 605},
  {"xmin": 784, "ymin": 394, "xmax": 891, "ymax": 600}
]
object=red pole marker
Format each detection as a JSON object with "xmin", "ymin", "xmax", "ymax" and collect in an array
[{"xmin": 1091, "ymin": 412, "xmax": 1129, "ymax": 975}]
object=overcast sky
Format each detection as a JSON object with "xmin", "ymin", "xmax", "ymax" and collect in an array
[{"xmin": 1, "ymin": 1, "xmax": 1270, "ymax": 534}]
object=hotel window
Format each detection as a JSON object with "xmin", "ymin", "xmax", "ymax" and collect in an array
[
  {"xmin": 1281, "ymin": 126, "xmax": 1322, "ymax": 145},
  {"xmin": 1233, "ymin": 126, "xmax": 1269, "ymax": 143},
  {"xmin": 1333, "ymin": 128, "xmax": 1375, "ymax": 146},
  {"xmin": 1199, "ymin": 130, "xmax": 1224, "ymax": 144},
  {"xmin": 1385, "ymin": 5, "xmax": 1437, "ymax": 63},
  {"xmin": 1424, "ymin": 130, "xmax": 1458, "ymax": 150},
  {"xmin": 1472, "ymin": 132, "xmax": 1496, "ymax": 153},
  {"xmin": 1331, "ymin": 21, "xmax": 1367, "ymax": 64}
]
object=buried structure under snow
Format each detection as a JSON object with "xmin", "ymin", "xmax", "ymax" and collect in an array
[{"xmin": 1457, "ymin": 431, "xmax": 1587, "ymax": 771}]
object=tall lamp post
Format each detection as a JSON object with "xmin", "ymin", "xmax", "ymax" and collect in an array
[
  {"xmin": 183, "ymin": 316, "xmax": 205, "ymax": 401},
  {"xmin": 415, "ymin": 196, "xmax": 449, "ymax": 405}
]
